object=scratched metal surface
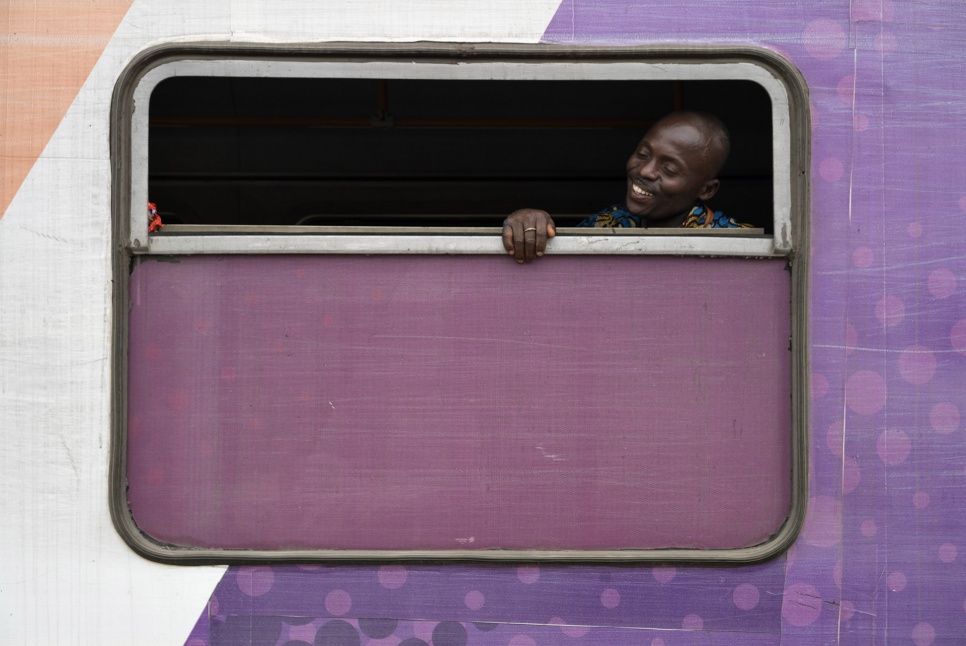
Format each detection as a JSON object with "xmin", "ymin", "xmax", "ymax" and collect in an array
[{"xmin": 173, "ymin": 1, "xmax": 966, "ymax": 645}]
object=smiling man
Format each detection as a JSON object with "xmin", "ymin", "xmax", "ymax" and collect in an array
[{"xmin": 502, "ymin": 111, "xmax": 751, "ymax": 263}]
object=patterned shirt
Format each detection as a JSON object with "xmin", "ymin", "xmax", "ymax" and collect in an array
[{"xmin": 578, "ymin": 202, "xmax": 752, "ymax": 229}]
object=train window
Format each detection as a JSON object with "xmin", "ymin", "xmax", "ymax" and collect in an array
[
  {"xmin": 146, "ymin": 77, "xmax": 774, "ymax": 231},
  {"xmin": 111, "ymin": 44, "xmax": 808, "ymax": 562}
]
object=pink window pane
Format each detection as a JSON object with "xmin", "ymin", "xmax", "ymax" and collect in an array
[{"xmin": 127, "ymin": 255, "xmax": 791, "ymax": 551}]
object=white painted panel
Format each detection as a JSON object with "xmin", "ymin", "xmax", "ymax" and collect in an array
[
  {"xmin": 230, "ymin": 0, "xmax": 564, "ymax": 43},
  {"xmin": 0, "ymin": 0, "xmax": 566, "ymax": 642}
]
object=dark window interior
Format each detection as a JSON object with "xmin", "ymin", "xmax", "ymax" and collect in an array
[{"xmin": 149, "ymin": 78, "xmax": 773, "ymax": 230}]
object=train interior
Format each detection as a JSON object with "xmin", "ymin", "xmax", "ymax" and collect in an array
[{"xmin": 148, "ymin": 77, "xmax": 774, "ymax": 231}]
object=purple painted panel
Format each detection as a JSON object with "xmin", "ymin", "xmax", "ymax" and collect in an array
[
  {"xmin": 128, "ymin": 255, "xmax": 791, "ymax": 551},
  {"xmin": 173, "ymin": 1, "xmax": 966, "ymax": 645},
  {"xmin": 184, "ymin": 562, "xmax": 788, "ymax": 639}
]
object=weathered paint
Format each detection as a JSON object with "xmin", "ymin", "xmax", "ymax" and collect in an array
[{"xmin": 2, "ymin": 0, "xmax": 965, "ymax": 644}]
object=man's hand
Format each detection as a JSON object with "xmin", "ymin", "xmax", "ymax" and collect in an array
[{"xmin": 502, "ymin": 209, "xmax": 556, "ymax": 263}]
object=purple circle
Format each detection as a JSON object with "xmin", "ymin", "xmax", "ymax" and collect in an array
[
  {"xmin": 682, "ymin": 614, "xmax": 703, "ymax": 630},
  {"xmin": 861, "ymin": 519, "xmax": 877, "ymax": 537},
  {"xmin": 600, "ymin": 588, "xmax": 620, "ymax": 609},
  {"xmin": 652, "ymin": 566, "xmax": 676, "ymax": 584},
  {"xmin": 325, "ymin": 589, "xmax": 352, "ymax": 616},
  {"xmin": 876, "ymin": 429, "xmax": 912, "ymax": 465},
  {"xmin": 928, "ymin": 268, "xmax": 957, "ymax": 298},
  {"xmin": 952, "ymin": 319, "xmax": 966, "ymax": 354},
  {"xmin": 913, "ymin": 492, "xmax": 930, "ymax": 509},
  {"xmin": 930, "ymin": 402, "xmax": 960, "ymax": 434},
  {"xmin": 517, "ymin": 566, "xmax": 540, "ymax": 584},
  {"xmin": 841, "ymin": 599, "xmax": 856, "ymax": 621},
  {"xmin": 899, "ymin": 345, "xmax": 937, "ymax": 385},
  {"xmin": 852, "ymin": 246, "xmax": 874, "ymax": 268},
  {"xmin": 413, "ymin": 621, "xmax": 435, "ymax": 642},
  {"xmin": 378, "ymin": 566, "xmax": 408, "ymax": 589},
  {"xmin": 819, "ymin": 157, "xmax": 844, "ymax": 183},
  {"xmin": 432, "ymin": 621, "xmax": 467, "ymax": 646},
  {"xmin": 833, "ymin": 560, "xmax": 843, "ymax": 588},
  {"xmin": 508, "ymin": 635, "xmax": 536, "ymax": 646},
  {"xmin": 939, "ymin": 543, "xmax": 957, "ymax": 563},
  {"xmin": 803, "ymin": 496, "xmax": 842, "ymax": 547},
  {"xmin": 836, "ymin": 74, "xmax": 855, "ymax": 105},
  {"xmin": 651, "ymin": 640, "xmax": 666, "ymax": 646},
  {"xmin": 845, "ymin": 370, "xmax": 888, "ymax": 415},
  {"xmin": 464, "ymin": 590, "xmax": 485, "ymax": 611},
  {"xmin": 845, "ymin": 370, "xmax": 887, "ymax": 415},
  {"xmin": 826, "ymin": 421, "xmax": 844, "ymax": 457},
  {"xmin": 846, "ymin": 322, "xmax": 858, "ymax": 353},
  {"xmin": 908, "ymin": 221, "xmax": 923, "ymax": 238},
  {"xmin": 803, "ymin": 18, "xmax": 847, "ymax": 59},
  {"xmin": 875, "ymin": 295, "xmax": 905, "ymax": 326},
  {"xmin": 561, "ymin": 625, "xmax": 590, "ymax": 638},
  {"xmin": 875, "ymin": 32, "xmax": 898, "ymax": 54},
  {"xmin": 288, "ymin": 622, "xmax": 318, "ymax": 643},
  {"xmin": 733, "ymin": 583, "xmax": 760, "ymax": 610},
  {"xmin": 887, "ymin": 571, "xmax": 907, "ymax": 592},
  {"xmin": 782, "ymin": 583, "xmax": 823, "ymax": 627},
  {"xmin": 208, "ymin": 594, "xmax": 220, "ymax": 616},
  {"xmin": 853, "ymin": 113, "xmax": 870, "ymax": 131},
  {"xmin": 811, "ymin": 372, "xmax": 829, "ymax": 399},
  {"xmin": 912, "ymin": 622, "xmax": 936, "ymax": 646},
  {"xmin": 237, "ymin": 567, "xmax": 274, "ymax": 597},
  {"xmin": 550, "ymin": 618, "xmax": 589, "ymax": 639},
  {"xmin": 843, "ymin": 456, "xmax": 861, "ymax": 494}
]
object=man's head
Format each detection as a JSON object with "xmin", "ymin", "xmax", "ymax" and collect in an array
[{"xmin": 625, "ymin": 111, "xmax": 730, "ymax": 226}]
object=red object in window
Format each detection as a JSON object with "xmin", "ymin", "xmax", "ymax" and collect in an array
[{"xmin": 148, "ymin": 202, "xmax": 163, "ymax": 232}]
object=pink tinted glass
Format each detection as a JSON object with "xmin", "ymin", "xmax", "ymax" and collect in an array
[{"xmin": 127, "ymin": 255, "xmax": 791, "ymax": 551}]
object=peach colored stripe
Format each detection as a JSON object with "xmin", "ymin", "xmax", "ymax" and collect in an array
[{"xmin": 0, "ymin": 0, "xmax": 133, "ymax": 218}]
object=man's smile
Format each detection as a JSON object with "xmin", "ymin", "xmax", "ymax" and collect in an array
[{"xmin": 630, "ymin": 182, "xmax": 655, "ymax": 198}]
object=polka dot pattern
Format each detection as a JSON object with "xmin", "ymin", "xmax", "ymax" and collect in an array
[
  {"xmin": 236, "ymin": 567, "xmax": 274, "ymax": 597},
  {"xmin": 803, "ymin": 19, "xmax": 847, "ymax": 59},
  {"xmin": 175, "ymin": 5, "xmax": 966, "ymax": 646},
  {"xmin": 845, "ymin": 370, "xmax": 887, "ymax": 415},
  {"xmin": 782, "ymin": 583, "xmax": 823, "ymax": 627},
  {"xmin": 888, "ymin": 572, "xmax": 907, "ymax": 592},
  {"xmin": 930, "ymin": 402, "xmax": 959, "ymax": 434},
  {"xmin": 898, "ymin": 345, "xmax": 937, "ymax": 385},
  {"xmin": 378, "ymin": 566, "xmax": 407, "ymax": 590},
  {"xmin": 516, "ymin": 566, "xmax": 540, "ymax": 585},
  {"xmin": 464, "ymin": 591, "xmax": 485, "ymax": 611},
  {"xmin": 875, "ymin": 295, "xmax": 905, "ymax": 326},
  {"xmin": 324, "ymin": 589, "xmax": 352, "ymax": 616},
  {"xmin": 600, "ymin": 589, "xmax": 620, "ymax": 609},
  {"xmin": 733, "ymin": 584, "xmax": 760, "ymax": 611}
]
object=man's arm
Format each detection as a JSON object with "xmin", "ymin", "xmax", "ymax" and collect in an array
[{"xmin": 501, "ymin": 209, "xmax": 556, "ymax": 263}]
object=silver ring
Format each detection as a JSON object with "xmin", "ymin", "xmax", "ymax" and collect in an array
[{"xmin": 524, "ymin": 227, "xmax": 537, "ymax": 232}]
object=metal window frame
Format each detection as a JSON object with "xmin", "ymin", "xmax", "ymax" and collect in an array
[{"xmin": 110, "ymin": 42, "xmax": 809, "ymax": 564}]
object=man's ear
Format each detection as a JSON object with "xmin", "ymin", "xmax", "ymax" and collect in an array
[{"xmin": 698, "ymin": 178, "xmax": 720, "ymax": 201}]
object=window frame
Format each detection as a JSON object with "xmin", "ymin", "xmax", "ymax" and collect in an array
[{"xmin": 110, "ymin": 43, "xmax": 809, "ymax": 564}]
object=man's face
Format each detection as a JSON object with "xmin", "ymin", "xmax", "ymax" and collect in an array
[{"xmin": 625, "ymin": 116, "xmax": 721, "ymax": 225}]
